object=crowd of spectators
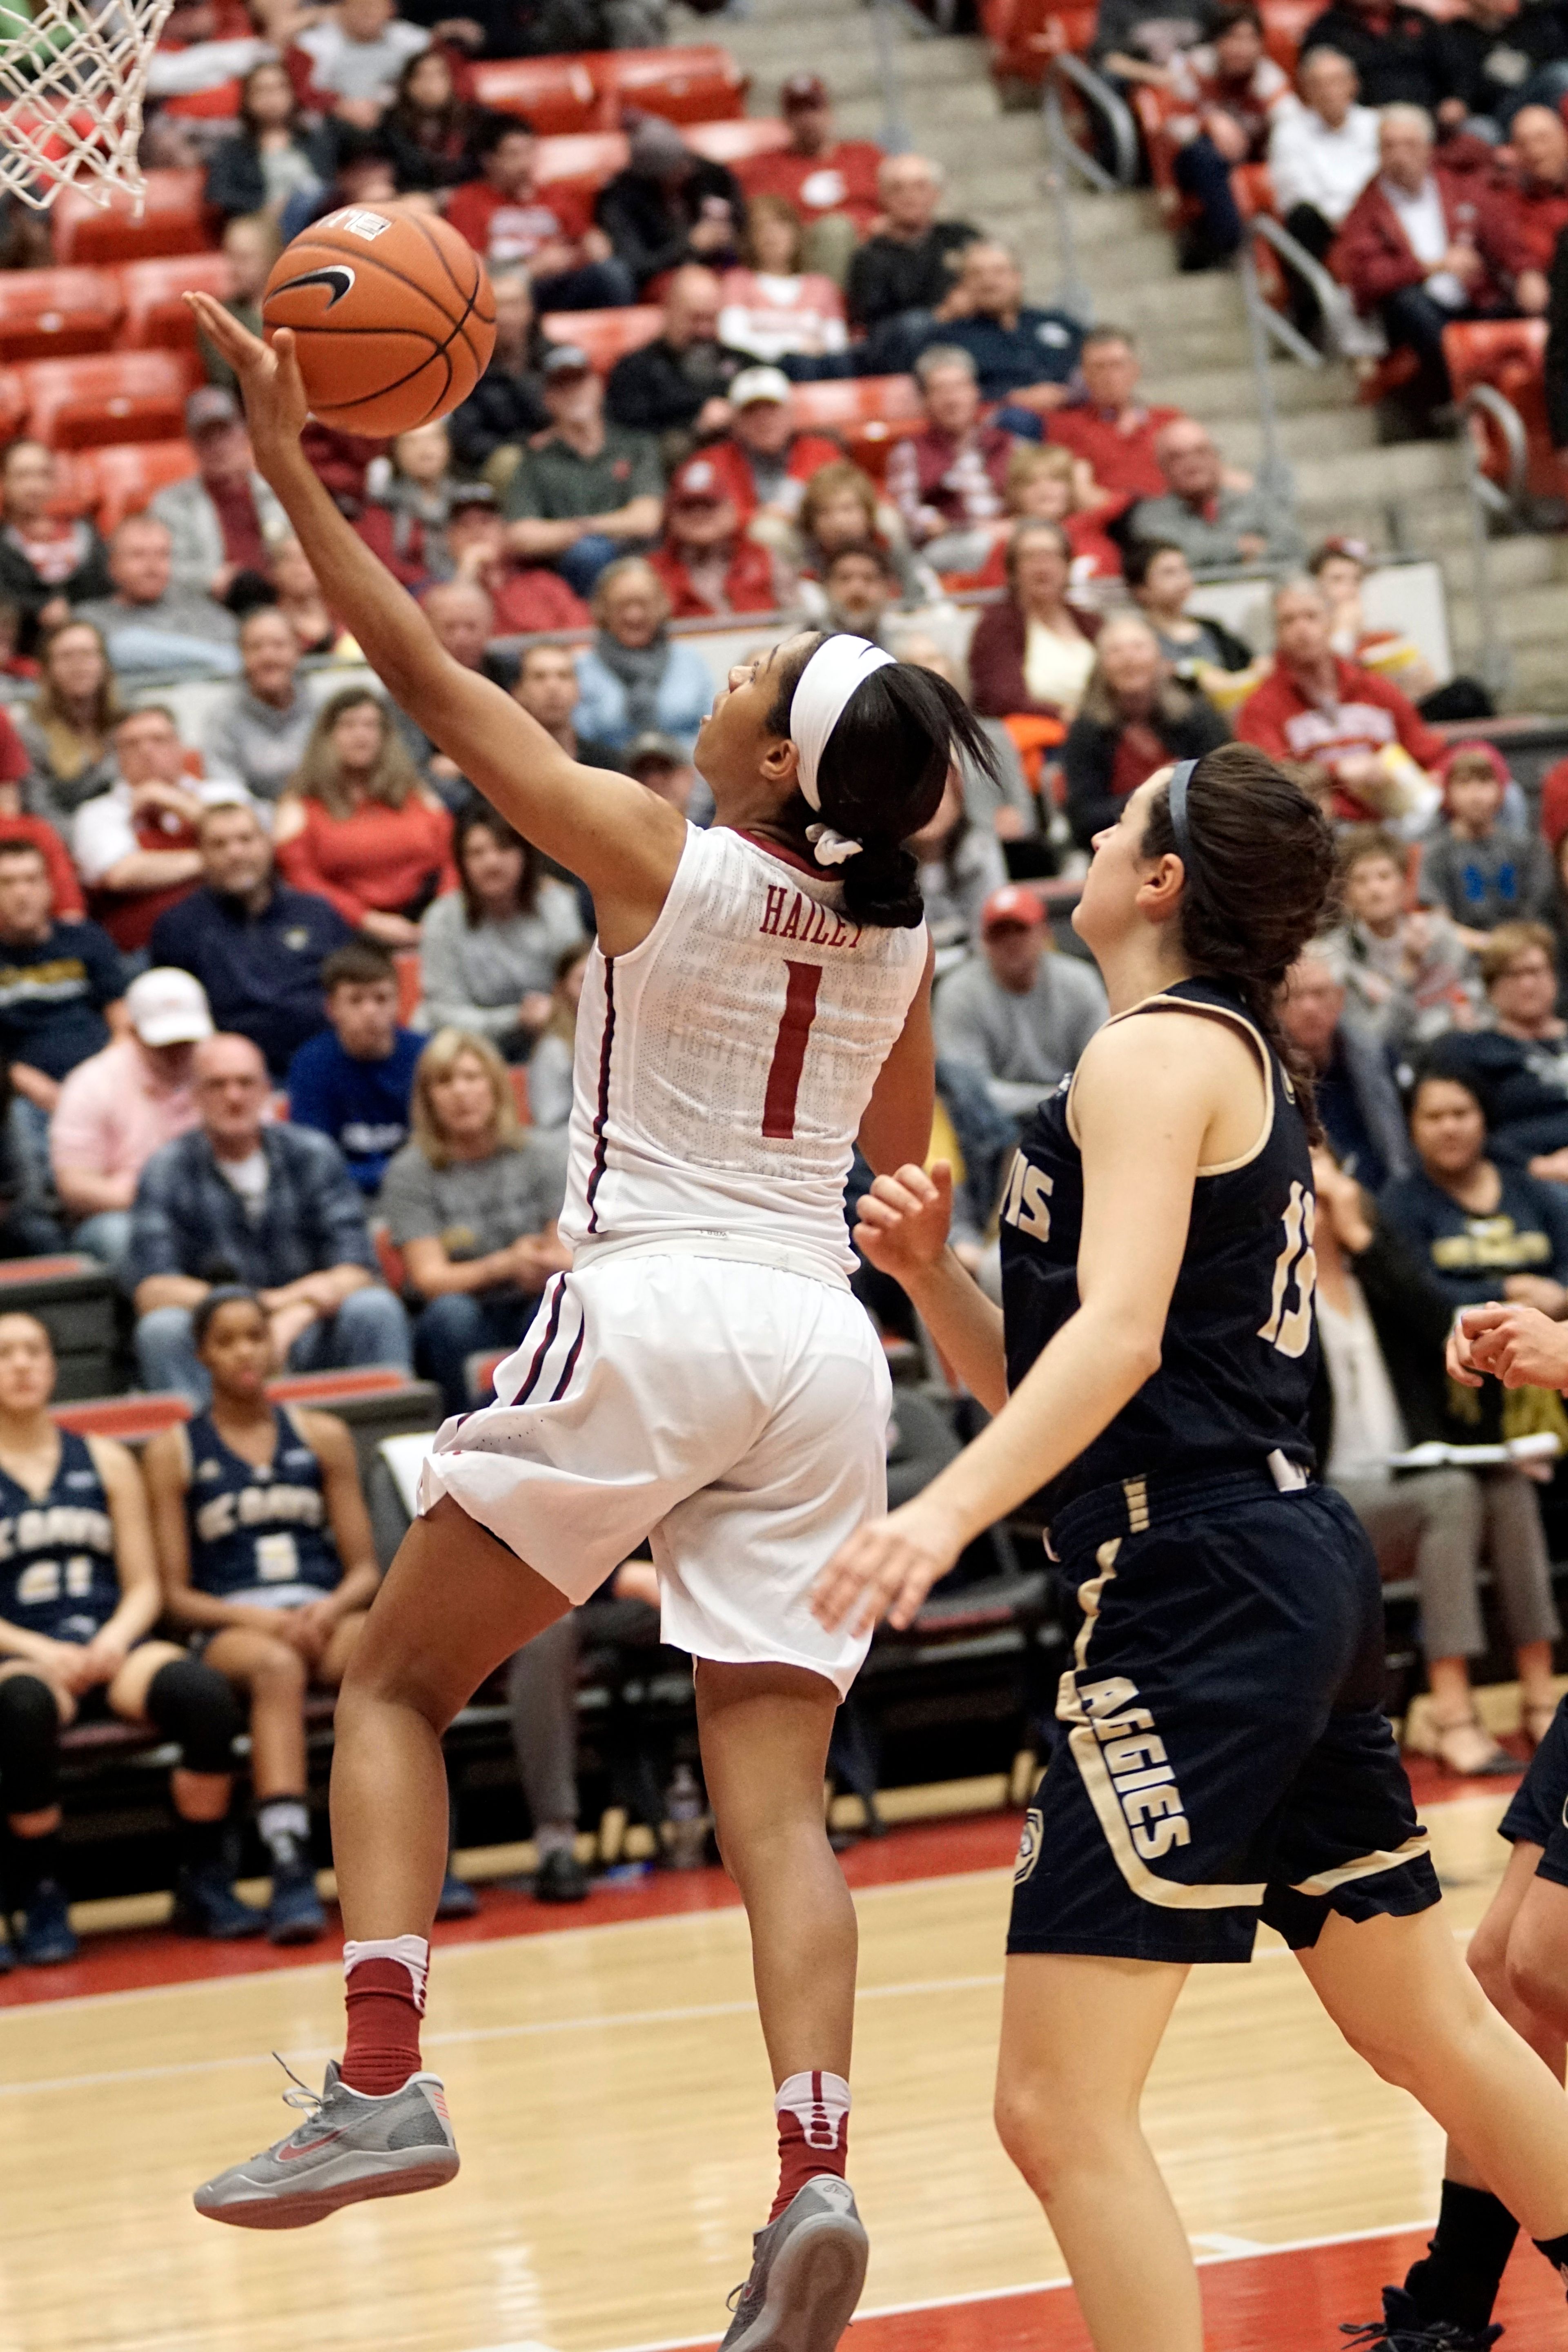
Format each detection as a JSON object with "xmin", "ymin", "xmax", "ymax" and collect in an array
[{"xmin": 10, "ymin": 0, "xmax": 1568, "ymax": 1940}]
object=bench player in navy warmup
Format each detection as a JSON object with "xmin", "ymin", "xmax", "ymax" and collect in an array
[
  {"xmin": 145, "ymin": 1288, "xmax": 382, "ymax": 1947},
  {"xmin": 0, "ymin": 1311, "xmax": 259, "ymax": 1966},
  {"xmin": 185, "ymin": 289, "xmax": 998, "ymax": 2352},
  {"xmin": 813, "ymin": 747, "xmax": 1568, "ymax": 2352}
]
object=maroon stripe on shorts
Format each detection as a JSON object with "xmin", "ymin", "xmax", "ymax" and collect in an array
[
  {"xmin": 549, "ymin": 1308, "xmax": 587, "ymax": 1403},
  {"xmin": 585, "ymin": 957, "xmax": 615, "ymax": 1234},
  {"xmin": 511, "ymin": 1276, "xmax": 566, "ymax": 1406}
]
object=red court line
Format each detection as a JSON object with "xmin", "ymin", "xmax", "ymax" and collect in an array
[
  {"xmin": 611, "ymin": 2229, "xmax": 1565, "ymax": 2352},
  {"xmin": 0, "ymin": 1759, "xmax": 1518, "ymax": 2008}
]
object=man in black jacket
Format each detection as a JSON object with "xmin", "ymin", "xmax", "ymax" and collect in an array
[
  {"xmin": 604, "ymin": 265, "xmax": 750, "ymax": 468},
  {"xmin": 1300, "ymin": 0, "xmax": 1446, "ymax": 107},
  {"xmin": 448, "ymin": 271, "xmax": 555, "ymax": 480},
  {"xmin": 594, "ymin": 114, "xmax": 743, "ymax": 295},
  {"xmin": 846, "ymin": 152, "xmax": 980, "ymax": 355}
]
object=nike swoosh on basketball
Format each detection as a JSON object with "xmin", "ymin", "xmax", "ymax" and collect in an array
[
  {"xmin": 276, "ymin": 2131, "xmax": 342, "ymax": 2160},
  {"xmin": 274, "ymin": 266, "xmax": 356, "ymax": 308}
]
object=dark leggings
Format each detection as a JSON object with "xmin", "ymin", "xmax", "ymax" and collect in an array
[{"xmin": 0, "ymin": 1655, "xmax": 241, "ymax": 1816}]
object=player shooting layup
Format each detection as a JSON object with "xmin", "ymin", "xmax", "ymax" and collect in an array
[{"xmin": 184, "ymin": 296, "xmax": 998, "ymax": 2352}]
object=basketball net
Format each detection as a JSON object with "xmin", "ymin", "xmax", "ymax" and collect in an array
[{"xmin": 0, "ymin": 0, "xmax": 176, "ymax": 212}]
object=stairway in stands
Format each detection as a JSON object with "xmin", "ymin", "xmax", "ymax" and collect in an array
[{"xmin": 687, "ymin": 0, "xmax": 1568, "ymax": 710}]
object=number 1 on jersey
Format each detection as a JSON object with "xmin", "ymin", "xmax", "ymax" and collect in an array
[{"xmin": 762, "ymin": 961, "xmax": 824, "ymax": 1140}]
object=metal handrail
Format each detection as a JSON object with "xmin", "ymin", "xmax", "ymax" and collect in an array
[
  {"xmin": 1457, "ymin": 386, "xmax": 1515, "ymax": 700},
  {"xmin": 1462, "ymin": 381, "xmax": 1530, "ymax": 517},
  {"xmin": 1044, "ymin": 50, "xmax": 1140, "ymax": 192},
  {"xmin": 1244, "ymin": 210, "xmax": 1361, "ymax": 370}
]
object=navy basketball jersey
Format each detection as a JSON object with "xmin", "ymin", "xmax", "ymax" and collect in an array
[
  {"xmin": 1000, "ymin": 976, "xmax": 1318, "ymax": 1518},
  {"xmin": 0, "ymin": 1430, "xmax": 120, "ymax": 1644},
  {"xmin": 184, "ymin": 1407, "xmax": 340, "ymax": 1607}
]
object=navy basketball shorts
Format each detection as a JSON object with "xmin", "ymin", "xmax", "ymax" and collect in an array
[
  {"xmin": 1501, "ymin": 1695, "xmax": 1568, "ymax": 1886},
  {"xmin": 1009, "ymin": 1476, "xmax": 1442, "ymax": 1965}
]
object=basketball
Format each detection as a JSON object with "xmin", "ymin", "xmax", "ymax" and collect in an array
[{"xmin": 261, "ymin": 203, "xmax": 496, "ymax": 438}]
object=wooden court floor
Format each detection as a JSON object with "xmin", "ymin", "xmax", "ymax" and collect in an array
[{"xmin": 0, "ymin": 1789, "xmax": 1561, "ymax": 2352}]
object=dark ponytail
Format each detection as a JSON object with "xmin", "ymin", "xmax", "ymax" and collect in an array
[
  {"xmin": 1140, "ymin": 741, "xmax": 1339, "ymax": 1137},
  {"xmin": 768, "ymin": 637, "xmax": 1003, "ymax": 930}
]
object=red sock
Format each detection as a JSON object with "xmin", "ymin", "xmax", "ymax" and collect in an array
[
  {"xmin": 771, "ymin": 2070, "xmax": 850, "ymax": 2222},
  {"xmin": 341, "ymin": 1938, "xmax": 427, "ymax": 2096}
]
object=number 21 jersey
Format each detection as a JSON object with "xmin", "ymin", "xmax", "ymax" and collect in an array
[
  {"xmin": 559, "ymin": 824, "xmax": 928, "ymax": 1282},
  {"xmin": 1000, "ymin": 978, "xmax": 1320, "ymax": 1518}
]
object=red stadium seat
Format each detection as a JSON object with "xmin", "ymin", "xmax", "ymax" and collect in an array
[
  {"xmin": 1443, "ymin": 318, "xmax": 1557, "ymax": 501},
  {"xmin": 0, "ymin": 269, "xmax": 122, "ymax": 363},
  {"xmin": 19, "ymin": 350, "xmax": 196, "ymax": 449},
  {"xmin": 42, "ymin": 450, "xmax": 99, "ymax": 519},
  {"xmin": 532, "ymin": 131, "xmax": 629, "ymax": 205},
  {"xmin": 53, "ymin": 1393, "xmax": 191, "ymax": 1441},
  {"xmin": 685, "ymin": 117, "xmax": 793, "ymax": 167},
  {"xmin": 117, "ymin": 252, "xmax": 235, "ymax": 350},
  {"xmin": 90, "ymin": 438, "xmax": 201, "ymax": 533},
  {"xmin": 788, "ymin": 377, "xmax": 925, "ymax": 430},
  {"xmin": 541, "ymin": 303, "xmax": 662, "ymax": 370},
  {"xmin": 469, "ymin": 55, "xmax": 603, "ymax": 131},
  {"xmin": 984, "ymin": 0, "xmax": 1099, "ymax": 84},
  {"xmin": 1259, "ymin": 0, "xmax": 1320, "ymax": 68},
  {"xmin": 394, "ymin": 948, "xmax": 421, "ymax": 1026},
  {"xmin": 0, "ymin": 372, "xmax": 24, "ymax": 440},
  {"xmin": 51, "ymin": 169, "xmax": 211, "ymax": 266},
  {"xmin": 592, "ymin": 44, "xmax": 749, "ymax": 125},
  {"xmin": 160, "ymin": 78, "xmax": 244, "ymax": 120}
]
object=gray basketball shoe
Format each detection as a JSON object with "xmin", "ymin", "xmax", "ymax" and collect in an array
[
  {"xmin": 719, "ymin": 2176, "xmax": 869, "ymax": 2351},
  {"xmin": 193, "ymin": 2059, "xmax": 458, "ymax": 2229}
]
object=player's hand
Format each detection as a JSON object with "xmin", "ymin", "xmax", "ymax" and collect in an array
[
  {"xmin": 853, "ymin": 1163, "xmax": 954, "ymax": 1283},
  {"xmin": 290, "ymin": 1599, "xmax": 338, "ymax": 1660},
  {"xmin": 77, "ymin": 1630, "xmax": 129, "ymax": 1684},
  {"xmin": 45, "ymin": 1639, "xmax": 101, "ymax": 1695},
  {"xmin": 1459, "ymin": 1301, "xmax": 1568, "ymax": 1390},
  {"xmin": 810, "ymin": 1497, "xmax": 965, "ymax": 1636},
  {"xmin": 185, "ymin": 295, "xmax": 310, "ymax": 457}
]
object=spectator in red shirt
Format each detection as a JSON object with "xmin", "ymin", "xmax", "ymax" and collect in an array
[
  {"xmin": 1235, "ymin": 576, "xmax": 1444, "ymax": 822},
  {"xmin": 1047, "ymin": 325, "xmax": 1187, "ymax": 508},
  {"xmin": 443, "ymin": 487, "xmax": 588, "ymax": 636},
  {"xmin": 446, "ymin": 113, "xmax": 635, "ymax": 310},
  {"xmin": 972, "ymin": 444, "xmax": 1125, "ymax": 589},
  {"xmin": 0, "ymin": 703, "xmax": 80, "ymax": 917},
  {"xmin": 1330, "ymin": 102, "xmax": 1507, "ymax": 419},
  {"xmin": 737, "ymin": 71, "xmax": 884, "ymax": 286},
  {"xmin": 698, "ymin": 367, "xmax": 841, "ymax": 542},
  {"xmin": 885, "ymin": 345, "xmax": 1015, "ymax": 577},
  {"xmin": 648, "ymin": 456, "xmax": 780, "ymax": 620},
  {"xmin": 274, "ymin": 690, "xmax": 457, "ymax": 946},
  {"xmin": 1477, "ymin": 102, "xmax": 1568, "ymax": 315}
]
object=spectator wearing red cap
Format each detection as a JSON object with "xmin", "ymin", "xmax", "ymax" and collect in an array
[
  {"xmin": 886, "ymin": 346, "xmax": 1016, "ymax": 577},
  {"xmin": 1235, "ymin": 577, "xmax": 1443, "ymax": 825},
  {"xmin": 931, "ymin": 882, "xmax": 1108, "ymax": 1125},
  {"xmin": 737, "ymin": 73, "xmax": 884, "ymax": 286},
  {"xmin": 1046, "ymin": 326, "xmax": 1187, "ymax": 510},
  {"xmin": 648, "ymin": 459, "xmax": 780, "ymax": 621},
  {"xmin": 1475, "ymin": 103, "xmax": 1568, "ymax": 316},
  {"xmin": 699, "ymin": 369, "xmax": 842, "ymax": 545}
]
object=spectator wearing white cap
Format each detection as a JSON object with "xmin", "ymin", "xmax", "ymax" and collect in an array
[
  {"xmin": 932, "ymin": 882, "xmax": 1108, "ymax": 1124},
  {"xmin": 149, "ymin": 387, "xmax": 285, "ymax": 607},
  {"xmin": 51, "ymin": 965, "xmax": 212, "ymax": 1276},
  {"xmin": 699, "ymin": 368, "xmax": 842, "ymax": 551}
]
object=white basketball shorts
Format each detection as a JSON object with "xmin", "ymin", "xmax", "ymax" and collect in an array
[{"xmin": 416, "ymin": 1248, "xmax": 892, "ymax": 1696}]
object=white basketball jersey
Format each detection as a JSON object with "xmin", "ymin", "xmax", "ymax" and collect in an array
[{"xmin": 559, "ymin": 823, "xmax": 928, "ymax": 1280}]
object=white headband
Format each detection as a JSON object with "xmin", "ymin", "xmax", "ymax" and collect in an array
[{"xmin": 789, "ymin": 634, "xmax": 897, "ymax": 866}]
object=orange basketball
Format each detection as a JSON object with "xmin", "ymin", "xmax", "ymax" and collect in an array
[{"xmin": 262, "ymin": 203, "xmax": 496, "ymax": 437}]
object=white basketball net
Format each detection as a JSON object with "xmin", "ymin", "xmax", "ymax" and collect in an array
[{"xmin": 0, "ymin": 0, "xmax": 176, "ymax": 210}]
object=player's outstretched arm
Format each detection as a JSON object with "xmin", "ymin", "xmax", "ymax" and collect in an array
[
  {"xmin": 852, "ymin": 1164, "xmax": 1007, "ymax": 1412},
  {"xmin": 185, "ymin": 297, "xmax": 684, "ymax": 944},
  {"xmin": 812, "ymin": 1018, "xmax": 1203, "ymax": 1637},
  {"xmin": 1458, "ymin": 1301, "xmax": 1568, "ymax": 1390}
]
